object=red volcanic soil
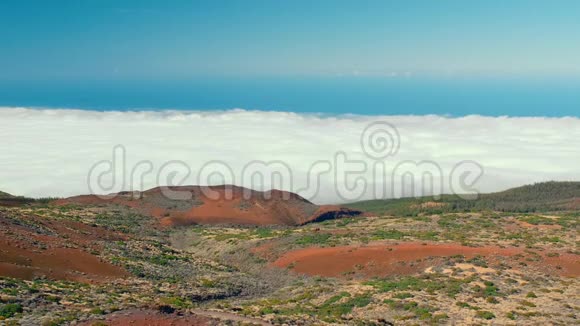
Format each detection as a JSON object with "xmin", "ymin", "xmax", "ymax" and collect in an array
[
  {"xmin": 55, "ymin": 185, "xmax": 363, "ymax": 227},
  {"xmin": 273, "ymin": 242, "xmax": 580, "ymax": 278},
  {"xmin": 0, "ymin": 211, "xmax": 128, "ymax": 283},
  {"xmin": 79, "ymin": 309, "xmax": 215, "ymax": 326}
]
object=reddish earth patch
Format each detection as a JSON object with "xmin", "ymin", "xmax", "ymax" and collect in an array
[
  {"xmin": 79, "ymin": 309, "xmax": 215, "ymax": 326},
  {"xmin": 273, "ymin": 242, "xmax": 580, "ymax": 278},
  {"xmin": 0, "ymin": 211, "xmax": 128, "ymax": 283},
  {"xmin": 56, "ymin": 185, "xmax": 363, "ymax": 226}
]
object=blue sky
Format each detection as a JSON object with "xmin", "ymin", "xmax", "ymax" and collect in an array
[
  {"xmin": 1, "ymin": 2, "xmax": 580, "ymax": 198},
  {"xmin": 1, "ymin": 0, "xmax": 580, "ymax": 80}
]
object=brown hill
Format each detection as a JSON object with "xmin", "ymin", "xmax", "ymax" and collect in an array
[
  {"xmin": 0, "ymin": 190, "xmax": 34, "ymax": 207},
  {"xmin": 55, "ymin": 185, "xmax": 364, "ymax": 226}
]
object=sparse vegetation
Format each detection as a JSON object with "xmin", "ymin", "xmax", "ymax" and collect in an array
[
  {"xmin": 0, "ymin": 181, "xmax": 578, "ymax": 325},
  {"xmin": 0, "ymin": 304, "xmax": 23, "ymax": 318},
  {"xmin": 476, "ymin": 310, "xmax": 496, "ymax": 320},
  {"xmin": 347, "ymin": 181, "xmax": 580, "ymax": 214}
]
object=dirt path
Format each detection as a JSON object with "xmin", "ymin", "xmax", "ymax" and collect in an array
[{"xmin": 191, "ymin": 309, "xmax": 272, "ymax": 325}]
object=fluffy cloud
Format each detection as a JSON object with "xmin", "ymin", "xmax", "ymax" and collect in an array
[{"xmin": 1, "ymin": 107, "xmax": 578, "ymax": 203}]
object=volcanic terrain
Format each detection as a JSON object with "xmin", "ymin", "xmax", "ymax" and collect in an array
[
  {"xmin": 0, "ymin": 208, "xmax": 128, "ymax": 283},
  {"xmin": 0, "ymin": 182, "xmax": 578, "ymax": 325},
  {"xmin": 56, "ymin": 185, "xmax": 363, "ymax": 226}
]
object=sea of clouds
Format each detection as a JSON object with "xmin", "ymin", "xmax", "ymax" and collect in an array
[{"xmin": 1, "ymin": 107, "xmax": 579, "ymax": 204}]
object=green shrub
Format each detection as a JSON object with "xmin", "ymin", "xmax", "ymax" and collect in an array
[
  {"xmin": 520, "ymin": 300, "xmax": 536, "ymax": 307},
  {"xmin": 518, "ymin": 215, "xmax": 554, "ymax": 225},
  {"xmin": 365, "ymin": 275, "xmax": 467, "ymax": 297},
  {"xmin": 456, "ymin": 301, "xmax": 480, "ymax": 310},
  {"xmin": 323, "ymin": 292, "xmax": 350, "ymax": 305},
  {"xmin": 540, "ymin": 236, "xmax": 561, "ymax": 243},
  {"xmin": 415, "ymin": 231, "xmax": 439, "ymax": 240},
  {"xmin": 467, "ymin": 256, "xmax": 488, "ymax": 268},
  {"xmin": 254, "ymin": 227, "xmax": 274, "ymax": 238},
  {"xmin": 476, "ymin": 311, "xmax": 495, "ymax": 319},
  {"xmin": 200, "ymin": 278, "xmax": 218, "ymax": 288},
  {"xmin": 90, "ymin": 308, "xmax": 105, "ymax": 315},
  {"xmin": 432, "ymin": 313, "xmax": 449, "ymax": 322},
  {"xmin": 372, "ymin": 229, "xmax": 407, "ymax": 240},
  {"xmin": 160, "ymin": 296, "xmax": 189, "ymax": 308},
  {"xmin": 393, "ymin": 292, "xmax": 413, "ymax": 299},
  {"xmin": 486, "ymin": 297, "xmax": 499, "ymax": 304},
  {"xmin": 483, "ymin": 281, "xmax": 499, "ymax": 296},
  {"xmin": 316, "ymin": 294, "xmax": 372, "ymax": 321},
  {"xmin": 296, "ymin": 233, "xmax": 331, "ymax": 245},
  {"xmin": 0, "ymin": 304, "xmax": 23, "ymax": 318}
]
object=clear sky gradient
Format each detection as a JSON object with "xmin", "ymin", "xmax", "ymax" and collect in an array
[
  {"xmin": 2, "ymin": 0, "xmax": 580, "ymax": 80},
  {"xmin": 1, "ymin": 2, "xmax": 580, "ymax": 199},
  {"xmin": 1, "ymin": 1, "xmax": 579, "ymax": 116}
]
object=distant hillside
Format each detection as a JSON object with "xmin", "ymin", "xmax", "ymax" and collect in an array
[
  {"xmin": 346, "ymin": 181, "xmax": 580, "ymax": 216},
  {"xmin": 0, "ymin": 190, "xmax": 35, "ymax": 207},
  {"xmin": 56, "ymin": 185, "xmax": 363, "ymax": 226},
  {"xmin": 0, "ymin": 190, "xmax": 14, "ymax": 198}
]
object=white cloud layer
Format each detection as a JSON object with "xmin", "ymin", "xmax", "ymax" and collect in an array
[{"xmin": 1, "ymin": 107, "xmax": 579, "ymax": 204}]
